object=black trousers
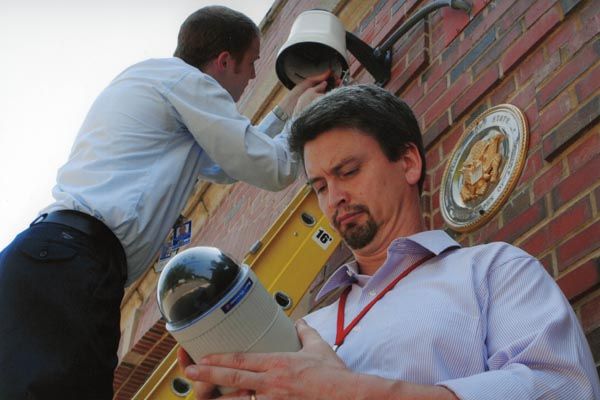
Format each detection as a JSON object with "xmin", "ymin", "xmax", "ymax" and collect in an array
[{"xmin": 0, "ymin": 211, "xmax": 127, "ymax": 400}]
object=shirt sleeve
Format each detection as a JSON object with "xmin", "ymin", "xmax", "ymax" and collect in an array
[
  {"xmin": 437, "ymin": 253, "xmax": 600, "ymax": 399},
  {"xmin": 164, "ymin": 70, "xmax": 298, "ymax": 191}
]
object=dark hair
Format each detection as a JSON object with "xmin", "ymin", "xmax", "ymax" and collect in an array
[
  {"xmin": 174, "ymin": 6, "xmax": 259, "ymax": 70},
  {"xmin": 290, "ymin": 84, "xmax": 426, "ymax": 193}
]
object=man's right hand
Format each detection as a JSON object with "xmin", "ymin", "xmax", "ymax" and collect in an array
[{"xmin": 278, "ymin": 70, "xmax": 338, "ymax": 118}]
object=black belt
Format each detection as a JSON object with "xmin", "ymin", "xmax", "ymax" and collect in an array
[
  {"xmin": 33, "ymin": 210, "xmax": 114, "ymax": 240},
  {"xmin": 32, "ymin": 210, "xmax": 127, "ymax": 279}
]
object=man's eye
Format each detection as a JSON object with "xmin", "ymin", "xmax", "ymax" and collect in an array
[
  {"xmin": 314, "ymin": 185, "xmax": 326, "ymax": 194},
  {"xmin": 343, "ymin": 168, "xmax": 358, "ymax": 177}
]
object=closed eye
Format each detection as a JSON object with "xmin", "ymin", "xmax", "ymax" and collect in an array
[
  {"xmin": 314, "ymin": 184, "xmax": 327, "ymax": 194},
  {"xmin": 343, "ymin": 168, "xmax": 358, "ymax": 177}
]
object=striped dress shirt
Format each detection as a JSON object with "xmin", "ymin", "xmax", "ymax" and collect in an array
[{"xmin": 303, "ymin": 230, "xmax": 600, "ymax": 399}]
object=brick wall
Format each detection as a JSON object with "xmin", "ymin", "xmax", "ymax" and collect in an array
[{"xmin": 113, "ymin": 0, "xmax": 600, "ymax": 396}]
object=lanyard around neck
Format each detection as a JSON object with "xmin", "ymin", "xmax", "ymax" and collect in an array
[{"xmin": 333, "ymin": 253, "xmax": 434, "ymax": 351}]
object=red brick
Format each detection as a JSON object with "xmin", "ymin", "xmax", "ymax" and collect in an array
[
  {"xmin": 519, "ymin": 149, "xmax": 543, "ymax": 186},
  {"xmin": 500, "ymin": 6, "xmax": 562, "ymax": 75},
  {"xmin": 451, "ymin": 66, "xmax": 500, "ymax": 121},
  {"xmin": 422, "ymin": 193, "xmax": 432, "ymax": 215},
  {"xmin": 431, "ymin": 28, "xmax": 447, "ymax": 59},
  {"xmin": 432, "ymin": 210, "xmax": 444, "ymax": 228},
  {"xmin": 516, "ymin": 47, "xmax": 545, "ymax": 86},
  {"xmin": 557, "ymin": 258, "xmax": 600, "ymax": 301},
  {"xmin": 540, "ymin": 253, "xmax": 555, "ymax": 277},
  {"xmin": 491, "ymin": 76, "xmax": 517, "ymax": 104},
  {"xmin": 542, "ymin": 95, "xmax": 600, "ymax": 161},
  {"xmin": 472, "ymin": 23, "xmax": 522, "ymax": 78},
  {"xmin": 424, "ymin": 72, "xmax": 470, "ymax": 125},
  {"xmin": 400, "ymin": 80, "xmax": 424, "ymax": 109},
  {"xmin": 496, "ymin": 0, "xmax": 535, "ymax": 33},
  {"xmin": 425, "ymin": 146, "xmax": 442, "ymax": 171},
  {"xmin": 440, "ymin": 0, "xmax": 490, "ymax": 46},
  {"xmin": 501, "ymin": 188, "xmax": 531, "ymax": 222},
  {"xmin": 440, "ymin": 4, "xmax": 469, "ymax": 46},
  {"xmin": 465, "ymin": 0, "xmax": 512, "ymax": 41},
  {"xmin": 581, "ymin": 295, "xmax": 600, "ymax": 332},
  {"xmin": 524, "ymin": 0, "xmax": 558, "ymax": 28},
  {"xmin": 567, "ymin": 130, "xmax": 600, "ymax": 172},
  {"xmin": 472, "ymin": 213, "xmax": 501, "ymax": 244},
  {"xmin": 536, "ymin": 40, "xmax": 600, "ymax": 108},
  {"xmin": 557, "ymin": 223, "xmax": 600, "ymax": 269},
  {"xmin": 421, "ymin": 58, "xmax": 447, "ymax": 91},
  {"xmin": 528, "ymin": 125, "xmax": 543, "ymax": 153},
  {"xmin": 523, "ymin": 197, "xmax": 592, "ymax": 260},
  {"xmin": 431, "ymin": 188, "xmax": 440, "ymax": 212},
  {"xmin": 388, "ymin": 46, "xmax": 429, "ymax": 95},
  {"xmin": 563, "ymin": 9, "xmax": 600, "ymax": 57},
  {"xmin": 551, "ymin": 153, "xmax": 600, "ymax": 209},
  {"xmin": 538, "ymin": 91, "xmax": 574, "ymax": 138},
  {"xmin": 414, "ymin": 78, "xmax": 448, "ymax": 117},
  {"xmin": 533, "ymin": 161, "xmax": 565, "ymax": 200},
  {"xmin": 430, "ymin": 164, "xmax": 446, "ymax": 194},
  {"xmin": 575, "ymin": 61, "xmax": 600, "ymax": 103},
  {"xmin": 545, "ymin": 11, "xmax": 578, "ymax": 56},
  {"xmin": 510, "ymin": 82, "xmax": 536, "ymax": 116},
  {"xmin": 524, "ymin": 103, "xmax": 540, "ymax": 140},
  {"xmin": 441, "ymin": 125, "xmax": 464, "ymax": 158},
  {"xmin": 423, "ymin": 111, "xmax": 451, "ymax": 149},
  {"xmin": 492, "ymin": 198, "xmax": 547, "ymax": 243}
]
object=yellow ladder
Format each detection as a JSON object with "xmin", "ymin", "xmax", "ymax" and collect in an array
[{"xmin": 131, "ymin": 185, "xmax": 339, "ymax": 399}]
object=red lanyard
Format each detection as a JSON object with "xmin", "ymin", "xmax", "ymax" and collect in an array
[{"xmin": 333, "ymin": 254, "xmax": 434, "ymax": 351}]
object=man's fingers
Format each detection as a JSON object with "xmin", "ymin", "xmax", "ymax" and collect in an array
[
  {"xmin": 184, "ymin": 364, "xmax": 262, "ymax": 392},
  {"xmin": 199, "ymin": 352, "xmax": 277, "ymax": 372},
  {"xmin": 296, "ymin": 69, "xmax": 331, "ymax": 89},
  {"xmin": 307, "ymin": 69, "xmax": 332, "ymax": 84},
  {"xmin": 296, "ymin": 319, "xmax": 327, "ymax": 349}
]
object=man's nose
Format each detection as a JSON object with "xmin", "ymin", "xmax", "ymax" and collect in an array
[{"xmin": 327, "ymin": 181, "xmax": 349, "ymax": 210}]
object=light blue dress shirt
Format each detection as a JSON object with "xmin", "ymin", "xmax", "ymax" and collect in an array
[
  {"xmin": 43, "ymin": 58, "xmax": 298, "ymax": 285},
  {"xmin": 303, "ymin": 230, "xmax": 600, "ymax": 399}
]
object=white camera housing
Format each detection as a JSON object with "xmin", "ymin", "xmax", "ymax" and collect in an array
[{"xmin": 157, "ymin": 247, "xmax": 301, "ymax": 367}]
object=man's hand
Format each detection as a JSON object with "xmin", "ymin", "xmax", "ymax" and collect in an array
[
  {"xmin": 278, "ymin": 71, "xmax": 338, "ymax": 118},
  {"xmin": 178, "ymin": 319, "xmax": 460, "ymax": 400},
  {"xmin": 180, "ymin": 319, "xmax": 352, "ymax": 399}
]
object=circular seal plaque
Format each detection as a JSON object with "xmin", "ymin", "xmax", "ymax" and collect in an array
[{"xmin": 440, "ymin": 104, "xmax": 528, "ymax": 232}]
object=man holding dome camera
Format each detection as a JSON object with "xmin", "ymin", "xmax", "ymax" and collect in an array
[{"xmin": 179, "ymin": 84, "xmax": 600, "ymax": 399}]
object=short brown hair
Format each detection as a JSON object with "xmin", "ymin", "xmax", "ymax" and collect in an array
[
  {"xmin": 174, "ymin": 6, "xmax": 259, "ymax": 70},
  {"xmin": 290, "ymin": 84, "xmax": 426, "ymax": 193}
]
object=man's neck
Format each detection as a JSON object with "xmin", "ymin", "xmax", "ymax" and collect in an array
[{"xmin": 353, "ymin": 219, "xmax": 426, "ymax": 276}]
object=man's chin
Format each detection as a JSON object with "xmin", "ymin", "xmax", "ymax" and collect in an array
[{"xmin": 342, "ymin": 223, "xmax": 377, "ymax": 250}]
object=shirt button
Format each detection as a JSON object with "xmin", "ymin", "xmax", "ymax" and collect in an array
[
  {"xmin": 39, "ymin": 249, "xmax": 48, "ymax": 258},
  {"xmin": 368, "ymin": 289, "xmax": 377, "ymax": 297}
]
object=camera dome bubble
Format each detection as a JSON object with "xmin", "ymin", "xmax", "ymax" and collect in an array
[{"xmin": 157, "ymin": 247, "xmax": 241, "ymax": 329}]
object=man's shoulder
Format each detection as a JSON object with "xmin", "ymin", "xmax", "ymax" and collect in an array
[
  {"xmin": 449, "ymin": 240, "xmax": 537, "ymax": 270},
  {"xmin": 121, "ymin": 57, "xmax": 197, "ymax": 76}
]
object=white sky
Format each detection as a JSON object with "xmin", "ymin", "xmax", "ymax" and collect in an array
[{"xmin": 0, "ymin": 0, "xmax": 273, "ymax": 249}]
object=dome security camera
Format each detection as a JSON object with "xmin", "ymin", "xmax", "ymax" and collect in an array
[{"xmin": 157, "ymin": 247, "xmax": 301, "ymax": 392}]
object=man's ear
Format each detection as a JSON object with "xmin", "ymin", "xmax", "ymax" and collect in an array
[
  {"xmin": 215, "ymin": 51, "xmax": 233, "ymax": 72},
  {"xmin": 401, "ymin": 143, "xmax": 423, "ymax": 186}
]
